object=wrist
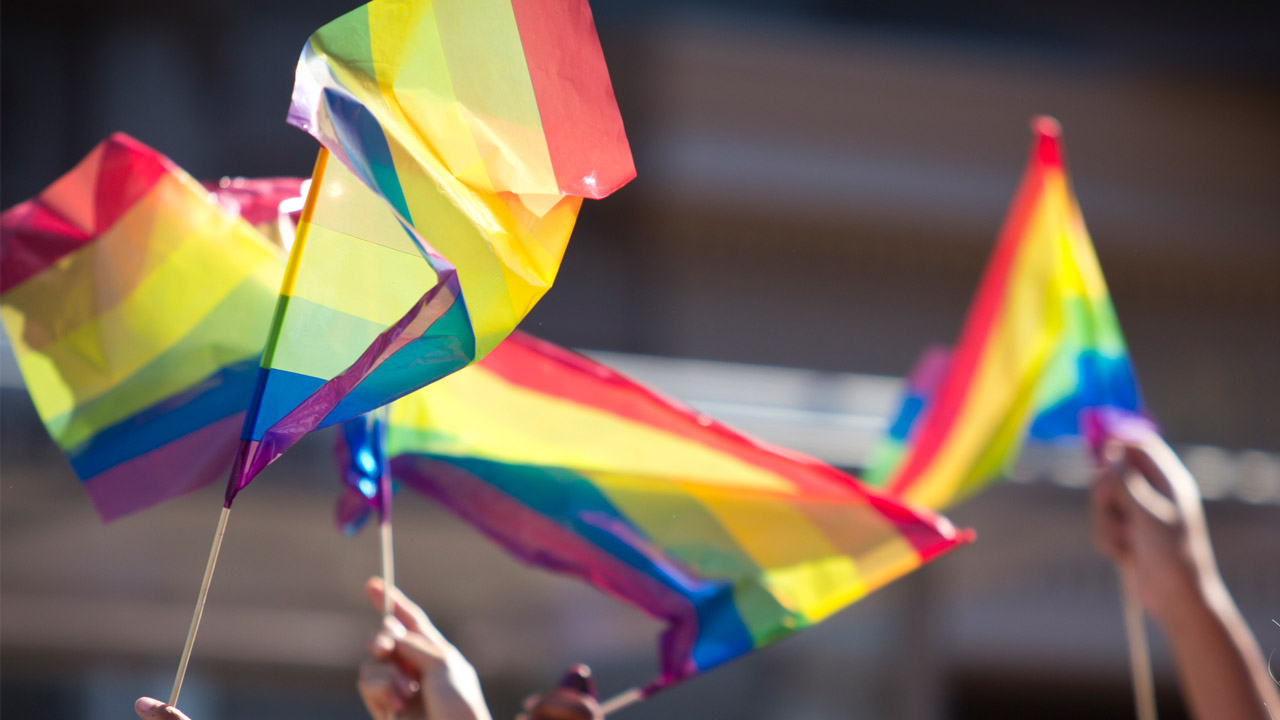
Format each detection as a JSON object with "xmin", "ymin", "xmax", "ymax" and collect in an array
[{"xmin": 1151, "ymin": 570, "xmax": 1228, "ymax": 631}]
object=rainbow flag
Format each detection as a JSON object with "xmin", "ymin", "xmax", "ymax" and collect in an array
[
  {"xmin": 0, "ymin": 134, "xmax": 288, "ymax": 520},
  {"xmin": 379, "ymin": 332, "xmax": 970, "ymax": 691},
  {"xmin": 288, "ymin": 0, "xmax": 634, "ymax": 206},
  {"xmin": 866, "ymin": 117, "xmax": 1142, "ymax": 510},
  {"xmin": 227, "ymin": 0, "xmax": 634, "ymax": 499},
  {"xmin": 224, "ymin": 152, "xmax": 471, "ymax": 497}
]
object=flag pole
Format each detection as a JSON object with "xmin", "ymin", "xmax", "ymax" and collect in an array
[
  {"xmin": 377, "ymin": 411, "xmax": 397, "ymax": 719},
  {"xmin": 599, "ymin": 687, "xmax": 645, "ymax": 716},
  {"xmin": 381, "ymin": 506, "xmax": 396, "ymax": 720},
  {"xmin": 168, "ymin": 149, "xmax": 329, "ymax": 706},
  {"xmin": 378, "ymin": 411, "xmax": 396, "ymax": 620},
  {"xmin": 169, "ymin": 506, "xmax": 232, "ymax": 705},
  {"xmin": 380, "ymin": 513, "xmax": 395, "ymax": 618},
  {"xmin": 1119, "ymin": 568, "xmax": 1158, "ymax": 720}
]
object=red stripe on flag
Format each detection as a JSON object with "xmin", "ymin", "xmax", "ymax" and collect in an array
[
  {"xmin": 0, "ymin": 201, "xmax": 93, "ymax": 293},
  {"xmin": 482, "ymin": 332, "xmax": 869, "ymax": 499},
  {"xmin": 447, "ymin": 332, "xmax": 969, "ymax": 565},
  {"xmin": 886, "ymin": 136, "xmax": 1053, "ymax": 496},
  {"xmin": 478, "ymin": 332, "xmax": 972, "ymax": 565},
  {"xmin": 1, "ymin": 133, "xmax": 170, "ymax": 293},
  {"xmin": 510, "ymin": 0, "xmax": 635, "ymax": 199}
]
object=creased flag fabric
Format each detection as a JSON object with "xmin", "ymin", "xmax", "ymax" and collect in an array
[
  {"xmin": 228, "ymin": 0, "xmax": 634, "ymax": 500},
  {"xmin": 865, "ymin": 117, "xmax": 1143, "ymax": 510},
  {"xmin": 0, "ymin": 134, "xmax": 287, "ymax": 520},
  {"xmin": 288, "ymin": 0, "xmax": 635, "ymax": 206},
  {"xmin": 224, "ymin": 151, "xmax": 475, "ymax": 499},
  {"xmin": 379, "ymin": 331, "xmax": 971, "ymax": 690}
]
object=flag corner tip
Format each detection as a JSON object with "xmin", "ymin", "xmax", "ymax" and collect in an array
[{"xmin": 1030, "ymin": 116, "xmax": 1064, "ymax": 165}]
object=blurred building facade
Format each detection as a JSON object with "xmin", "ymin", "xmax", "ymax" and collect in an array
[{"xmin": 3, "ymin": 2, "xmax": 1277, "ymax": 719}]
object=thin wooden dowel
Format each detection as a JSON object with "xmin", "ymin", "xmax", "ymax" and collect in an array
[
  {"xmin": 381, "ymin": 489, "xmax": 396, "ymax": 720},
  {"xmin": 599, "ymin": 687, "xmax": 645, "ymax": 716},
  {"xmin": 1120, "ymin": 569, "xmax": 1158, "ymax": 720},
  {"xmin": 170, "ymin": 506, "xmax": 232, "ymax": 706},
  {"xmin": 380, "ymin": 519, "xmax": 395, "ymax": 619}
]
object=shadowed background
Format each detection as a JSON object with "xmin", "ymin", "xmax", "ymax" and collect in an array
[{"xmin": 3, "ymin": 2, "xmax": 1277, "ymax": 718}]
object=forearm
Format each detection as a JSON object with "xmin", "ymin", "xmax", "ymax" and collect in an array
[{"xmin": 1160, "ymin": 578, "xmax": 1279, "ymax": 720}]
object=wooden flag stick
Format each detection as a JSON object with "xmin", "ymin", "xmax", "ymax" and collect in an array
[
  {"xmin": 170, "ymin": 506, "xmax": 232, "ymax": 705},
  {"xmin": 381, "ymin": 515, "xmax": 397, "ymax": 720},
  {"xmin": 1120, "ymin": 568, "xmax": 1158, "ymax": 720},
  {"xmin": 599, "ymin": 687, "xmax": 645, "ymax": 716},
  {"xmin": 380, "ymin": 460, "xmax": 396, "ymax": 720},
  {"xmin": 381, "ymin": 517, "xmax": 396, "ymax": 619}
]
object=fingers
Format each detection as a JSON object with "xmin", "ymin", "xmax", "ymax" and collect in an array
[
  {"xmin": 1108, "ymin": 441, "xmax": 1188, "ymax": 527},
  {"xmin": 522, "ymin": 692, "xmax": 602, "ymax": 720},
  {"xmin": 1120, "ymin": 442, "xmax": 1176, "ymax": 499},
  {"xmin": 368, "ymin": 625, "xmax": 396, "ymax": 660},
  {"xmin": 1122, "ymin": 437, "xmax": 1203, "ymax": 516},
  {"xmin": 358, "ymin": 659, "xmax": 421, "ymax": 720},
  {"xmin": 365, "ymin": 577, "xmax": 453, "ymax": 650},
  {"xmin": 557, "ymin": 664, "xmax": 596, "ymax": 697},
  {"xmin": 520, "ymin": 664, "xmax": 603, "ymax": 720},
  {"xmin": 365, "ymin": 577, "xmax": 429, "ymax": 634},
  {"xmin": 367, "ymin": 614, "xmax": 450, "ymax": 680},
  {"xmin": 378, "ymin": 616, "xmax": 450, "ymax": 673},
  {"xmin": 134, "ymin": 698, "xmax": 193, "ymax": 720},
  {"xmin": 1091, "ymin": 458, "xmax": 1130, "ymax": 559}
]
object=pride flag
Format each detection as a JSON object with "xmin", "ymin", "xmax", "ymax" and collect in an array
[
  {"xmin": 224, "ymin": 152, "xmax": 471, "ymax": 498},
  {"xmin": 0, "ymin": 134, "xmax": 288, "ymax": 520},
  {"xmin": 288, "ymin": 0, "xmax": 634, "ymax": 207},
  {"xmin": 377, "ymin": 332, "xmax": 970, "ymax": 691},
  {"xmin": 227, "ymin": 0, "xmax": 634, "ymax": 498},
  {"xmin": 865, "ymin": 117, "xmax": 1142, "ymax": 510}
]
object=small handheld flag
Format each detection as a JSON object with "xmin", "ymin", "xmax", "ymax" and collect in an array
[
  {"xmin": 225, "ymin": 0, "xmax": 637, "ymax": 498},
  {"xmin": 0, "ymin": 134, "xmax": 293, "ymax": 521},
  {"xmin": 375, "ymin": 332, "xmax": 971, "ymax": 697},
  {"xmin": 866, "ymin": 117, "xmax": 1143, "ymax": 511}
]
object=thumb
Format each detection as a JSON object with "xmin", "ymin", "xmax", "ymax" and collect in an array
[
  {"xmin": 135, "ymin": 698, "xmax": 192, "ymax": 720},
  {"xmin": 365, "ymin": 577, "xmax": 451, "ymax": 648}
]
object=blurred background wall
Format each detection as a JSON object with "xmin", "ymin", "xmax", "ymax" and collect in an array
[{"xmin": 3, "ymin": 1, "xmax": 1277, "ymax": 719}]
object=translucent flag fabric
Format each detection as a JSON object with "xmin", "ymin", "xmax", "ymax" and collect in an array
[
  {"xmin": 376, "ymin": 332, "xmax": 971, "ymax": 691},
  {"xmin": 226, "ymin": 0, "xmax": 635, "ymax": 499},
  {"xmin": 0, "ymin": 134, "xmax": 289, "ymax": 520},
  {"xmin": 865, "ymin": 118, "xmax": 1143, "ymax": 510}
]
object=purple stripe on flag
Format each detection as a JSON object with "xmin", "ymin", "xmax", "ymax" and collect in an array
[
  {"xmin": 391, "ymin": 454, "xmax": 702, "ymax": 683},
  {"xmin": 226, "ymin": 269, "xmax": 466, "ymax": 504},
  {"xmin": 85, "ymin": 414, "xmax": 243, "ymax": 521}
]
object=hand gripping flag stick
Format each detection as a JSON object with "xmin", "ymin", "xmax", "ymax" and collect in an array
[{"xmin": 1085, "ymin": 409, "xmax": 1158, "ymax": 720}]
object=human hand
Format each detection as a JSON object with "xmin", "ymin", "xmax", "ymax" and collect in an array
[
  {"xmin": 358, "ymin": 577, "xmax": 492, "ymax": 720},
  {"xmin": 134, "ymin": 698, "xmax": 193, "ymax": 720},
  {"xmin": 1090, "ymin": 426, "xmax": 1223, "ymax": 626},
  {"xmin": 516, "ymin": 665, "xmax": 603, "ymax": 720}
]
